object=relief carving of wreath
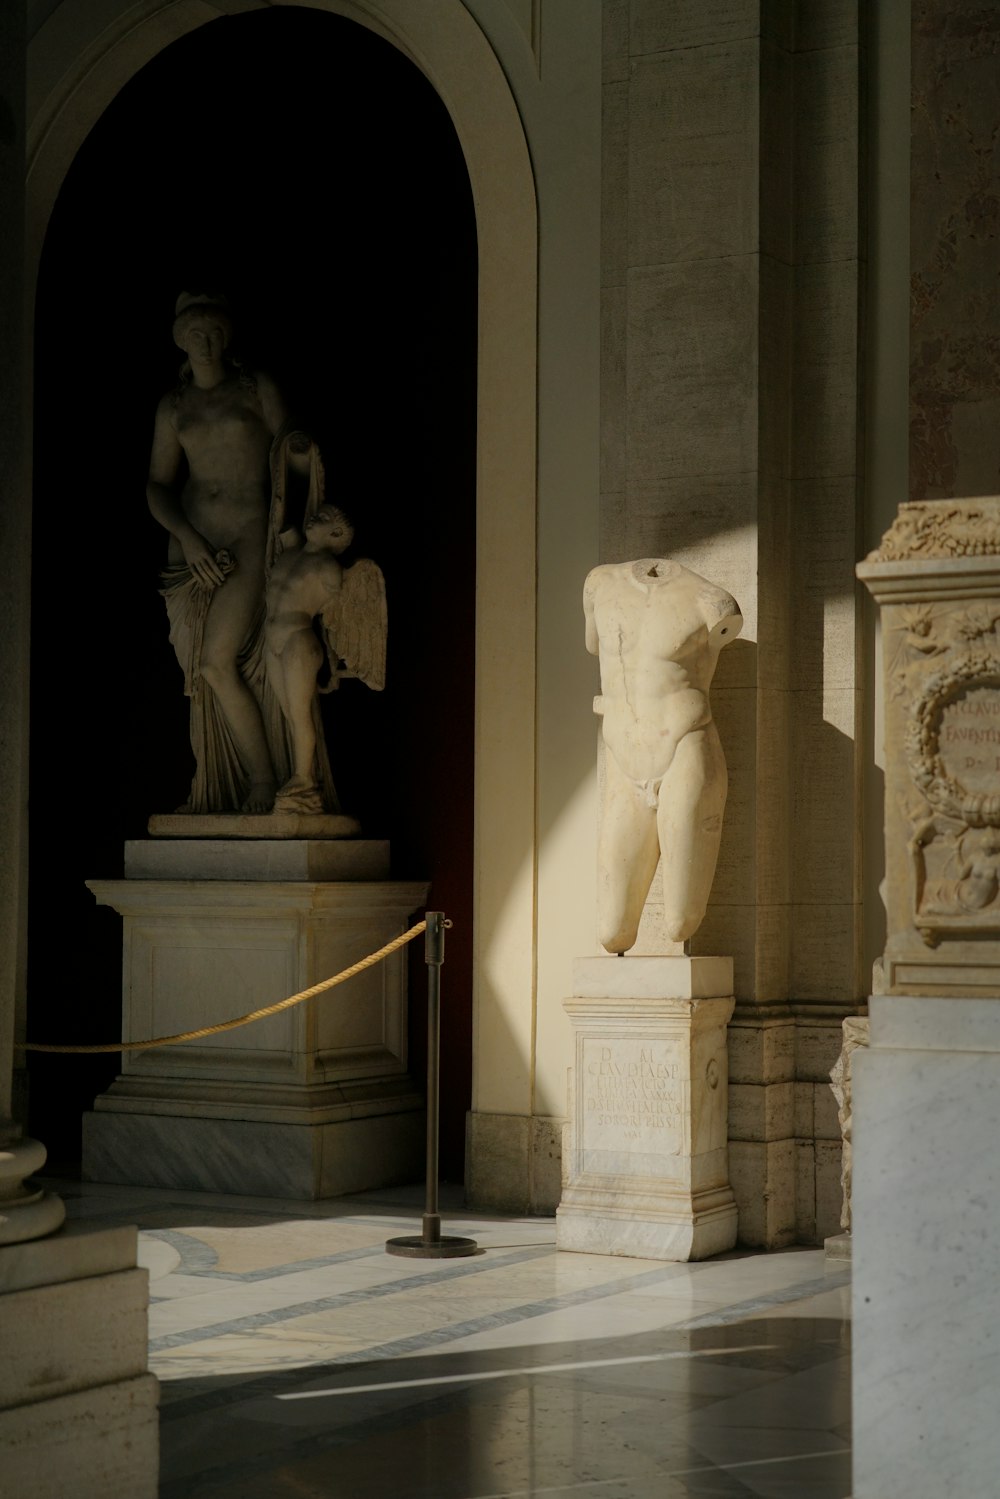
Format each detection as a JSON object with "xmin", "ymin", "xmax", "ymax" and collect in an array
[{"xmin": 904, "ymin": 649, "xmax": 1000, "ymax": 828}]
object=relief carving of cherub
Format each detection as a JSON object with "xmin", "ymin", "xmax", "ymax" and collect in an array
[{"xmin": 887, "ymin": 606, "xmax": 950, "ymax": 700}]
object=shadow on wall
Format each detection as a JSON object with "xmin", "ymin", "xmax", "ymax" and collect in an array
[{"xmin": 27, "ymin": 7, "xmax": 477, "ymax": 1179}]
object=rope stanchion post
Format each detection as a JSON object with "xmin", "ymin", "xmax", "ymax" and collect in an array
[{"xmin": 386, "ymin": 912, "xmax": 478, "ymax": 1259}]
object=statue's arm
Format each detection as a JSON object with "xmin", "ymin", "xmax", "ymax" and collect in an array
[
  {"xmin": 258, "ymin": 372, "xmax": 313, "ymax": 475},
  {"xmin": 257, "ymin": 371, "xmax": 291, "ymax": 438},
  {"xmin": 146, "ymin": 396, "xmax": 226, "ymax": 588}
]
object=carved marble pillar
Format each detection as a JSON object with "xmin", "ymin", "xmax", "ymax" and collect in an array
[
  {"xmin": 0, "ymin": 14, "xmax": 157, "ymax": 1491},
  {"xmin": 825, "ymin": 1012, "xmax": 869, "ymax": 1255},
  {"xmin": 853, "ymin": 497, "xmax": 1000, "ymax": 1497},
  {"xmin": 0, "ymin": 0, "xmax": 62, "ymax": 1257},
  {"xmin": 858, "ymin": 499, "xmax": 1000, "ymax": 993}
]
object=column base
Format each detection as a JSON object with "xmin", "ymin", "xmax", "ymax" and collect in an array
[
  {"xmin": 465, "ymin": 1111, "xmax": 563, "ymax": 1215},
  {"xmin": 0, "ymin": 1222, "xmax": 158, "ymax": 1498},
  {"xmin": 0, "ymin": 1135, "xmax": 65, "ymax": 1246}
]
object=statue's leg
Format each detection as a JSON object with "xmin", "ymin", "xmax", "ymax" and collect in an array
[
  {"xmin": 273, "ymin": 630, "xmax": 324, "ymax": 786},
  {"xmin": 656, "ymin": 722, "xmax": 728, "ymax": 942},
  {"xmin": 597, "ymin": 749, "xmax": 660, "ymax": 954},
  {"xmin": 198, "ymin": 547, "xmax": 275, "ymax": 812}
]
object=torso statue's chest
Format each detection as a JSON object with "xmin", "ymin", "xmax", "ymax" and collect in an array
[{"xmin": 596, "ymin": 592, "xmax": 699, "ymax": 666}]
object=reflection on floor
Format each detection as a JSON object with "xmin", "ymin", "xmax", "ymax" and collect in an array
[{"xmin": 54, "ymin": 1178, "xmax": 851, "ymax": 1498}]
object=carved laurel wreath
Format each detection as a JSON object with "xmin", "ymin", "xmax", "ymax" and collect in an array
[{"xmin": 905, "ymin": 649, "xmax": 1000, "ymax": 827}]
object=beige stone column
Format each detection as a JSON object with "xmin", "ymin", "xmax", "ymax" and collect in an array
[
  {"xmin": 600, "ymin": 1, "xmax": 866, "ymax": 1245},
  {"xmin": 0, "ymin": 11, "xmax": 157, "ymax": 1491},
  {"xmin": 0, "ymin": 0, "xmax": 63, "ymax": 1252}
]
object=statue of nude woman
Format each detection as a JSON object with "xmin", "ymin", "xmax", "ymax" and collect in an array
[
  {"xmin": 146, "ymin": 293, "xmax": 314, "ymax": 814},
  {"xmin": 583, "ymin": 559, "xmax": 743, "ymax": 953}
]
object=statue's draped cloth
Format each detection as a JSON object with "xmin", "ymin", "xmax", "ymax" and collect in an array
[{"xmin": 159, "ymin": 424, "xmax": 339, "ymax": 815}]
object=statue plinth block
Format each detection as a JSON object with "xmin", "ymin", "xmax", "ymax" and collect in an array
[
  {"xmin": 125, "ymin": 837, "xmax": 388, "ymax": 881},
  {"xmin": 148, "ymin": 813, "xmax": 362, "ymax": 840},
  {"xmin": 556, "ymin": 956, "xmax": 738, "ymax": 1262},
  {"xmin": 0, "ymin": 1223, "xmax": 158, "ymax": 1496},
  {"xmin": 572, "ymin": 954, "xmax": 733, "ymax": 999},
  {"xmin": 82, "ymin": 865, "xmax": 428, "ymax": 1199}
]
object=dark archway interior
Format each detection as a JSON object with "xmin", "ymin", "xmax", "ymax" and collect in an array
[{"xmin": 28, "ymin": 6, "xmax": 477, "ymax": 1183}]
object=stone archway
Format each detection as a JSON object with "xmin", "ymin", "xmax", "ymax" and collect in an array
[{"xmin": 24, "ymin": 0, "xmax": 538, "ymax": 1187}]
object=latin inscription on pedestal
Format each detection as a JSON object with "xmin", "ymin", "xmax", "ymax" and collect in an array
[
  {"xmin": 579, "ymin": 1038, "xmax": 684, "ymax": 1178},
  {"xmin": 938, "ymin": 686, "xmax": 1000, "ymax": 795}
]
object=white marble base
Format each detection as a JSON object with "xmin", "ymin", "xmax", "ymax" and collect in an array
[
  {"xmin": 0, "ymin": 1223, "xmax": 158, "ymax": 1498},
  {"xmin": 84, "ymin": 1105, "xmax": 424, "ymax": 1199},
  {"xmin": 82, "ymin": 871, "xmax": 428, "ymax": 1199},
  {"xmin": 556, "ymin": 1185, "xmax": 738, "ymax": 1261},
  {"xmin": 556, "ymin": 957, "xmax": 738, "ymax": 1262},
  {"xmin": 852, "ymin": 995, "xmax": 1000, "ymax": 1497}
]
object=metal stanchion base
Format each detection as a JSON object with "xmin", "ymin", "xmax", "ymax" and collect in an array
[
  {"xmin": 386, "ymin": 1211, "xmax": 479, "ymax": 1258},
  {"xmin": 385, "ymin": 1234, "xmax": 480, "ymax": 1258}
]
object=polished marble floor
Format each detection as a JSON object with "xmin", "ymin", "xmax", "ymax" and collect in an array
[{"xmin": 53, "ymin": 1177, "xmax": 851, "ymax": 1498}]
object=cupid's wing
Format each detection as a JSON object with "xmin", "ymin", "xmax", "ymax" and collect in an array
[{"xmin": 322, "ymin": 558, "xmax": 387, "ymax": 692}]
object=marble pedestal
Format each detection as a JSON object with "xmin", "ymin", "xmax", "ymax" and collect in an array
[
  {"xmin": 851, "ymin": 994, "xmax": 1000, "ymax": 1498},
  {"xmin": 0, "ymin": 1223, "xmax": 158, "ymax": 1498},
  {"xmin": 556, "ymin": 956, "xmax": 738, "ymax": 1261},
  {"xmin": 82, "ymin": 839, "xmax": 428, "ymax": 1198}
]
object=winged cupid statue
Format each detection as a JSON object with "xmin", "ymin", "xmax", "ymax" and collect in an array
[{"xmin": 263, "ymin": 481, "xmax": 387, "ymax": 816}]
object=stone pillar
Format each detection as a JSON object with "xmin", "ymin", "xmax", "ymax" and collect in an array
[
  {"xmin": 0, "ymin": 12, "xmax": 157, "ymax": 1491},
  {"xmin": 854, "ymin": 498, "xmax": 1000, "ymax": 1496},
  {"xmin": 0, "ymin": 0, "xmax": 62, "ymax": 1257},
  {"xmin": 601, "ymin": 2, "xmax": 866, "ymax": 1246}
]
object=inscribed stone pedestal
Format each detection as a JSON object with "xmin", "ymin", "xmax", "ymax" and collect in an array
[
  {"xmin": 853, "ymin": 496, "xmax": 1000, "ymax": 1498},
  {"xmin": 856, "ymin": 498, "xmax": 1000, "ymax": 993},
  {"xmin": 556, "ymin": 957, "xmax": 738, "ymax": 1262}
]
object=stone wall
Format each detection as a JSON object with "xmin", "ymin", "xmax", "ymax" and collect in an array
[
  {"xmin": 911, "ymin": 2, "xmax": 1000, "ymax": 500},
  {"xmin": 601, "ymin": 0, "xmax": 866, "ymax": 1244}
]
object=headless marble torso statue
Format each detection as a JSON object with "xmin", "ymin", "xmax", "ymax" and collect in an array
[{"xmin": 584, "ymin": 559, "xmax": 742, "ymax": 952}]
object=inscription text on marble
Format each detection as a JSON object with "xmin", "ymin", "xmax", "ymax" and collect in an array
[
  {"xmin": 939, "ymin": 685, "xmax": 1000, "ymax": 795},
  {"xmin": 582, "ymin": 1040, "xmax": 683, "ymax": 1157}
]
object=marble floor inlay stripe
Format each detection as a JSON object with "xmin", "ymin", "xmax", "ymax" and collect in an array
[
  {"xmin": 154, "ymin": 1256, "xmax": 742, "ymax": 1380},
  {"xmin": 678, "ymin": 1269, "xmax": 852, "ymax": 1330},
  {"xmin": 149, "ymin": 1244, "xmax": 556, "ymax": 1354},
  {"xmin": 143, "ymin": 1226, "xmax": 391, "ymax": 1281}
]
